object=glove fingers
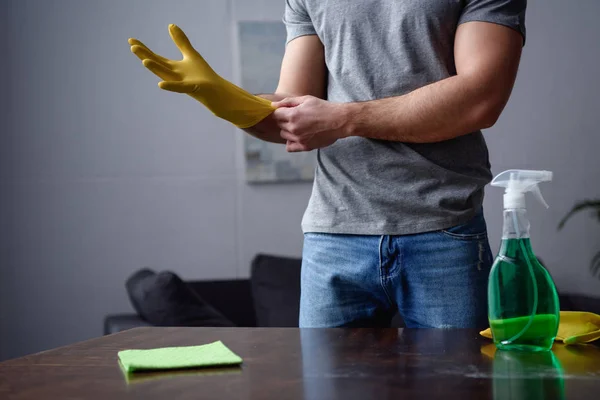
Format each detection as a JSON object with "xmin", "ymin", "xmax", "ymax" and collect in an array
[
  {"xmin": 128, "ymin": 38, "xmax": 171, "ymax": 64},
  {"xmin": 168, "ymin": 24, "xmax": 196, "ymax": 57},
  {"xmin": 158, "ymin": 81, "xmax": 196, "ymax": 94},
  {"xmin": 131, "ymin": 45, "xmax": 171, "ymax": 68},
  {"xmin": 142, "ymin": 59, "xmax": 180, "ymax": 82}
]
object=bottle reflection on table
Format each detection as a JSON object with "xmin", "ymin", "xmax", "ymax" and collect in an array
[{"xmin": 492, "ymin": 349, "xmax": 565, "ymax": 400}]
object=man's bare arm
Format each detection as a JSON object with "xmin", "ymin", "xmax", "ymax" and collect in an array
[
  {"xmin": 244, "ymin": 35, "xmax": 326, "ymax": 144},
  {"xmin": 344, "ymin": 21, "xmax": 523, "ymax": 143},
  {"xmin": 273, "ymin": 22, "xmax": 523, "ymax": 151}
]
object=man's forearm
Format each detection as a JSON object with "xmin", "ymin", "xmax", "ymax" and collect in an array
[
  {"xmin": 343, "ymin": 74, "xmax": 505, "ymax": 144},
  {"xmin": 341, "ymin": 21, "xmax": 523, "ymax": 144},
  {"xmin": 270, "ymin": 22, "xmax": 521, "ymax": 151},
  {"xmin": 243, "ymin": 94, "xmax": 287, "ymax": 144}
]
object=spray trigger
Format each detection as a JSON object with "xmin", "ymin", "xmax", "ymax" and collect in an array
[{"xmin": 530, "ymin": 185, "xmax": 549, "ymax": 209}]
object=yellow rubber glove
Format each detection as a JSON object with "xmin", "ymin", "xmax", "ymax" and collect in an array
[
  {"xmin": 129, "ymin": 24, "xmax": 275, "ymax": 129},
  {"xmin": 480, "ymin": 311, "xmax": 600, "ymax": 345}
]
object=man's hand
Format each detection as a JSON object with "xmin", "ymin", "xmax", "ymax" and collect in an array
[
  {"xmin": 272, "ymin": 96, "xmax": 349, "ymax": 152},
  {"xmin": 242, "ymin": 35, "xmax": 327, "ymax": 144}
]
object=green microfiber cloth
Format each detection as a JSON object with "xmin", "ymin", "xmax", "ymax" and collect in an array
[{"xmin": 117, "ymin": 341, "xmax": 243, "ymax": 373}]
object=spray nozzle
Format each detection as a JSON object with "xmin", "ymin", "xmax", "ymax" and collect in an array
[{"xmin": 491, "ymin": 170, "xmax": 553, "ymax": 209}]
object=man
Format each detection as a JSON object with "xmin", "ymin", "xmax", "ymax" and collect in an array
[{"xmin": 130, "ymin": 0, "xmax": 526, "ymax": 329}]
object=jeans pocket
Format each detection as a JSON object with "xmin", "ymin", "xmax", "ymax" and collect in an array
[{"xmin": 440, "ymin": 212, "xmax": 488, "ymax": 241}]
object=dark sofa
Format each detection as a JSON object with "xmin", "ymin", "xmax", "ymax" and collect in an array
[
  {"xmin": 104, "ymin": 254, "xmax": 302, "ymax": 334},
  {"xmin": 104, "ymin": 254, "xmax": 600, "ymax": 335}
]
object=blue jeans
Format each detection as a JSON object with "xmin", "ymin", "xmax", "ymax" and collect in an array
[{"xmin": 299, "ymin": 212, "xmax": 493, "ymax": 328}]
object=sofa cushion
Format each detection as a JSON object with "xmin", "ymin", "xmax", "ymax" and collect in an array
[
  {"xmin": 125, "ymin": 270, "xmax": 235, "ymax": 327},
  {"xmin": 125, "ymin": 268, "xmax": 156, "ymax": 320},
  {"xmin": 251, "ymin": 254, "xmax": 301, "ymax": 327}
]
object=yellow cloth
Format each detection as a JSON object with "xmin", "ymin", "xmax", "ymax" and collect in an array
[
  {"xmin": 129, "ymin": 24, "xmax": 275, "ymax": 129},
  {"xmin": 481, "ymin": 342, "xmax": 600, "ymax": 376},
  {"xmin": 480, "ymin": 311, "xmax": 600, "ymax": 345}
]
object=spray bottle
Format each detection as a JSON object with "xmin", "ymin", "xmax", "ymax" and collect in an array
[{"xmin": 488, "ymin": 170, "xmax": 560, "ymax": 352}]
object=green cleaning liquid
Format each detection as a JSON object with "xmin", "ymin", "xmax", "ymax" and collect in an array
[
  {"xmin": 489, "ymin": 170, "xmax": 560, "ymax": 352},
  {"xmin": 490, "ymin": 314, "xmax": 557, "ymax": 350},
  {"xmin": 488, "ymin": 234, "xmax": 560, "ymax": 351}
]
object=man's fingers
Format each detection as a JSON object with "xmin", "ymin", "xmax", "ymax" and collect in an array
[
  {"xmin": 272, "ymin": 107, "xmax": 295, "ymax": 122},
  {"xmin": 286, "ymin": 141, "xmax": 308, "ymax": 153},
  {"xmin": 279, "ymin": 130, "xmax": 300, "ymax": 142},
  {"xmin": 142, "ymin": 59, "xmax": 180, "ymax": 81},
  {"xmin": 158, "ymin": 81, "xmax": 197, "ymax": 94},
  {"xmin": 168, "ymin": 24, "xmax": 195, "ymax": 57},
  {"xmin": 272, "ymin": 96, "xmax": 304, "ymax": 108},
  {"xmin": 128, "ymin": 38, "xmax": 170, "ymax": 63}
]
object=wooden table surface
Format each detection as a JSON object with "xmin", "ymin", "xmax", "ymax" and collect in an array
[{"xmin": 1, "ymin": 327, "xmax": 599, "ymax": 399}]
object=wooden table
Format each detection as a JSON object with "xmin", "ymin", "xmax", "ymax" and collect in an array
[{"xmin": 1, "ymin": 327, "xmax": 599, "ymax": 399}]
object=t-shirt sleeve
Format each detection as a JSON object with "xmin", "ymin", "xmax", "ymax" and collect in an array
[
  {"xmin": 282, "ymin": 0, "xmax": 317, "ymax": 44},
  {"xmin": 459, "ymin": 0, "xmax": 527, "ymax": 45}
]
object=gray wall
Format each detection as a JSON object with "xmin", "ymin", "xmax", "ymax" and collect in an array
[
  {"xmin": 0, "ymin": 0, "xmax": 11, "ymax": 363},
  {"xmin": 483, "ymin": 0, "xmax": 600, "ymax": 297},
  {"xmin": 1, "ymin": 0, "xmax": 598, "ymax": 361},
  {"xmin": 0, "ymin": 0, "xmax": 307, "ymax": 361}
]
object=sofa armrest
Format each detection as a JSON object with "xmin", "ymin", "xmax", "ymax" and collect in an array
[{"xmin": 104, "ymin": 313, "xmax": 151, "ymax": 335}]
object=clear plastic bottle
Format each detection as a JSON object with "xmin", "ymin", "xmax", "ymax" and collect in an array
[{"xmin": 488, "ymin": 170, "xmax": 560, "ymax": 352}]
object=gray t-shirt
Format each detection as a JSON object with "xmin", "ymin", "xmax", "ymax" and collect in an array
[{"xmin": 283, "ymin": 0, "xmax": 526, "ymax": 235}]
